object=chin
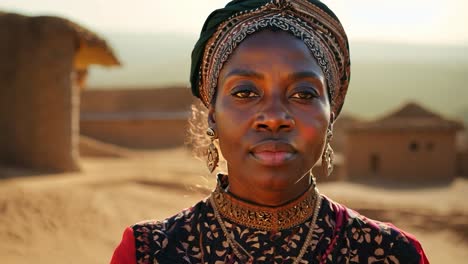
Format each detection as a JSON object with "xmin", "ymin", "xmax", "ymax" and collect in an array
[{"xmin": 251, "ymin": 169, "xmax": 302, "ymax": 191}]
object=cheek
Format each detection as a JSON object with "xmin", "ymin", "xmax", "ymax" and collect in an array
[
  {"xmin": 308, "ymin": 116, "xmax": 328, "ymax": 135},
  {"xmin": 214, "ymin": 103, "xmax": 246, "ymax": 135},
  {"xmin": 213, "ymin": 100, "xmax": 253, "ymax": 158},
  {"xmin": 214, "ymin": 96, "xmax": 257, "ymax": 132},
  {"xmin": 301, "ymin": 122, "xmax": 327, "ymax": 153},
  {"xmin": 297, "ymin": 111, "xmax": 329, "ymax": 150}
]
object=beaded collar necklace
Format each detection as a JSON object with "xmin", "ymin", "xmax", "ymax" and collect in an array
[
  {"xmin": 210, "ymin": 178, "xmax": 319, "ymax": 231},
  {"xmin": 209, "ymin": 175, "xmax": 322, "ymax": 263}
]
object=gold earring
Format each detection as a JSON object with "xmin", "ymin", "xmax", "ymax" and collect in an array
[
  {"xmin": 206, "ymin": 128, "xmax": 219, "ymax": 173},
  {"xmin": 322, "ymin": 128, "xmax": 334, "ymax": 177},
  {"xmin": 309, "ymin": 169, "xmax": 317, "ymax": 187}
]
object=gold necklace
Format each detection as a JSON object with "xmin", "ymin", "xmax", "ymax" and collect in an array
[
  {"xmin": 209, "ymin": 187, "xmax": 322, "ymax": 264},
  {"xmin": 211, "ymin": 181, "xmax": 318, "ymax": 231}
]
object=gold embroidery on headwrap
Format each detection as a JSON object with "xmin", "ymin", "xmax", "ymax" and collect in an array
[
  {"xmin": 272, "ymin": 0, "xmax": 293, "ymax": 10},
  {"xmin": 198, "ymin": 0, "xmax": 350, "ymax": 116}
]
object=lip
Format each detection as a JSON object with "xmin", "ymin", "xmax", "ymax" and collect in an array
[{"xmin": 249, "ymin": 140, "xmax": 297, "ymax": 166}]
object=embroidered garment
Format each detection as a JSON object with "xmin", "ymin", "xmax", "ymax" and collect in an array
[{"xmin": 110, "ymin": 193, "xmax": 429, "ymax": 264}]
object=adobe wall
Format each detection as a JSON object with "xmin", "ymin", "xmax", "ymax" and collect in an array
[
  {"xmin": 0, "ymin": 14, "xmax": 80, "ymax": 171},
  {"xmin": 80, "ymin": 88, "xmax": 196, "ymax": 149},
  {"xmin": 458, "ymin": 151, "xmax": 468, "ymax": 177},
  {"xmin": 80, "ymin": 116, "xmax": 189, "ymax": 149},
  {"xmin": 81, "ymin": 87, "xmax": 194, "ymax": 114},
  {"xmin": 345, "ymin": 130, "xmax": 457, "ymax": 182}
]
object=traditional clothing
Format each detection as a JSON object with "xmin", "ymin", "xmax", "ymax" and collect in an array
[
  {"xmin": 110, "ymin": 176, "xmax": 428, "ymax": 264},
  {"xmin": 111, "ymin": 1, "xmax": 429, "ymax": 263}
]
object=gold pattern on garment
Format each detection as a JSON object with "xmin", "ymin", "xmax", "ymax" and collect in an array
[
  {"xmin": 210, "ymin": 182, "xmax": 317, "ymax": 232},
  {"xmin": 209, "ymin": 183, "xmax": 322, "ymax": 263}
]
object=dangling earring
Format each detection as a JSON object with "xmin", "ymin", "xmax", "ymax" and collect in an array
[
  {"xmin": 321, "ymin": 127, "xmax": 334, "ymax": 177},
  {"xmin": 206, "ymin": 127, "xmax": 219, "ymax": 173}
]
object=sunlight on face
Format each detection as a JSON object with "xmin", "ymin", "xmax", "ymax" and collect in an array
[{"xmin": 211, "ymin": 31, "xmax": 330, "ymax": 204}]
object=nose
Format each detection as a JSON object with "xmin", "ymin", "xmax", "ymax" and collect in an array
[{"xmin": 253, "ymin": 98, "xmax": 295, "ymax": 133}]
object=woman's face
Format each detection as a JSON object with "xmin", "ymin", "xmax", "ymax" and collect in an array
[{"xmin": 209, "ymin": 30, "xmax": 331, "ymax": 203}]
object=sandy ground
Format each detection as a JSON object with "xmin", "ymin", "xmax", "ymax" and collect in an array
[{"xmin": 0, "ymin": 147, "xmax": 467, "ymax": 264}]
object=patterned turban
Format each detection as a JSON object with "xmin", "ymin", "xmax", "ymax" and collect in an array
[{"xmin": 190, "ymin": 0, "xmax": 350, "ymax": 117}]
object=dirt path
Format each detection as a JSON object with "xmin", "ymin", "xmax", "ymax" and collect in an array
[{"xmin": 0, "ymin": 148, "xmax": 466, "ymax": 264}]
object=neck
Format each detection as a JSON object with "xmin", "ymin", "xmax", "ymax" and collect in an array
[
  {"xmin": 211, "ymin": 174, "xmax": 319, "ymax": 231},
  {"xmin": 222, "ymin": 173, "xmax": 312, "ymax": 206}
]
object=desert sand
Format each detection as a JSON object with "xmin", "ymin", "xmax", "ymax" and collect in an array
[{"xmin": 0, "ymin": 147, "xmax": 467, "ymax": 264}]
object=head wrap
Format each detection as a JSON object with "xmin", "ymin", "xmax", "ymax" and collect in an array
[{"xmin": 190, "ymin": 0, "xmax": 350, "ymax": 117}]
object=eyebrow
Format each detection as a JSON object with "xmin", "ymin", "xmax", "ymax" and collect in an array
[
  {"xmin": 287, "ymin": 71, "xmax": 323, "ymax": 82},
  {"xmin": 223, "ymin": 69, "xmax": 264, "ymax": 80},
  {"xmin": 222, "ymin": 69, "xmax": 323, "ymax": 83}
]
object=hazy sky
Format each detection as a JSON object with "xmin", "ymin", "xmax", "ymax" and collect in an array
[{"xmin": 1, "ymin": 0, "xmax": 467, "ymax": 45}]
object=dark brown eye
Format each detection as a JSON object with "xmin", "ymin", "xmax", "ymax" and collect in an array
[
  {"xmin": 231, "ymin": 86, "xmax": 259, "ymax": 98},
  {"xmin": 290, "ymin": 89, "xmax": 318, "ymax": 100}
]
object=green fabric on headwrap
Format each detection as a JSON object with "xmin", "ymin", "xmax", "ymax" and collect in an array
[
  {"xmin": 190, "ymin": 0, "xmax": 350, "ymax": 117},
  {"xmin": 190, "ymin": 1, "xmax": 265, "ymax": 99}
]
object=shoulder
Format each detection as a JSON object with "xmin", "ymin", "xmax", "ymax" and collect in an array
[
  {"xmin": 132, "ymin": 199, "xmax": 208, "ymax": 261},
  {"xmin": 110, "ymin": 199, "xmax": 209, "ymax": 264},
  {"xmin": 110, "ymin": 227, "xmax": 137, "ymax": 264},
  {"xmin": 132, "ymin": 197, "xmax": 207, "ymax": 237},
  {"xmin": 322, "ymin": 196, "xmax": 428, "ymax": 264}
]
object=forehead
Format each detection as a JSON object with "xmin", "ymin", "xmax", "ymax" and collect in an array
[{"xmin": 219, "ymin": 30, "xmax": 324, "ymax": 77}]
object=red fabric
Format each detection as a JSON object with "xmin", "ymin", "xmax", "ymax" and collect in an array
[
  {"xmin": 110, "ymin": 227, "xmax": 136, "ymax": 264},
  {"xmin": 383, "ymin": 222, "xmax": 429, "ymax": 264},
  {"xmin": 320, "ymin": 200, "xmax": 347, "ymax": 264},
  {"xmin": 401, "ymin": 229, "xmax": 430, "ymax": 264}
]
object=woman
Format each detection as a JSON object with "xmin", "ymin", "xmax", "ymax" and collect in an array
[{"xmin": 111, "ymin": 0, "xmax": 429, "ymax": 263}]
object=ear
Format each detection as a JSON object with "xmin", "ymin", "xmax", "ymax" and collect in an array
[{"xmin": 207, "ymin": 104, "xmax": 217, "ymax": 129}]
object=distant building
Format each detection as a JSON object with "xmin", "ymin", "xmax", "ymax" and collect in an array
[
  {"xmin": 80, "ymin": 87, "xmax": 194, "ymax": 149},
  {"xmin": 0, "ymin": 12, "xmax": 119, "ymax": 172},
  {"xmin": 457, "ymin": 130, "xmax": 468, "ymax": 177},
  {"xmin": 458, "ymin": 150, "xmax": 468, "ymax": 177},
  {"xmin": 344, "ymin": 102, "xmax": 464, "ymax": 182}
]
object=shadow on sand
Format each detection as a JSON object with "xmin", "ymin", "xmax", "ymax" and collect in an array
[
  {"xmin": 348, "ymin": 178, "xmax": 455, "ymax": 190},
  {"xmin": 0, "ymin": 164, "xmax": 65, "ymax": 180}
]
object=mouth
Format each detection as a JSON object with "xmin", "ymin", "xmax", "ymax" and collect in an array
[{"xmin": 249, "ymin": 140, "xmax": 297, "ymax": 166}]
